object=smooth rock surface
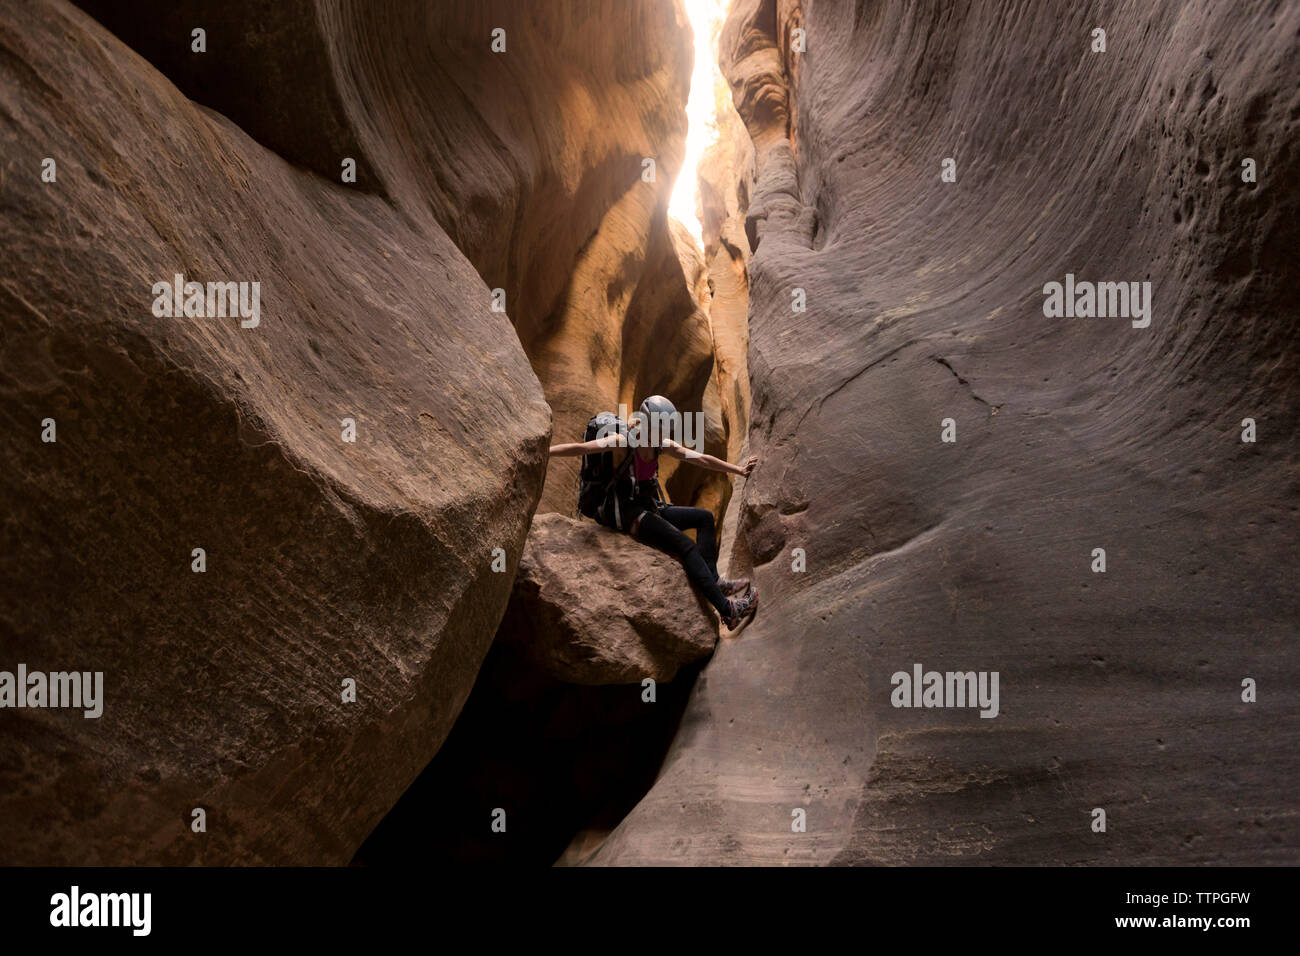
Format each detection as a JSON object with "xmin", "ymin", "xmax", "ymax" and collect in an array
[
  {"xmin": 594, "ymin": 0, "xmax": 1300, "ymax": 865},
  {"xmin": 697, "ymin": 90, "xmax": 757, "ymax": 545},
  {"xmin": 0, "ymin": 0, "xmax": 549, "ymax": 865}
]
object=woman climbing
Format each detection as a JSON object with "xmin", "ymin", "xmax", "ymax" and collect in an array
[{"xmin": 549, "ymin": 395, "xmax": 760, "ymax": 631}]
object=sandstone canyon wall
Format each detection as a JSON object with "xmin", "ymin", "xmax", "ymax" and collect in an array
[
  {"xmin": 595, "ymin": 0, "xmax": 1299, "ymax": 864},
  {"xmin": 697, "ymin": 85, "xmax": 758, "ymax": 541},
  {"xmin": 1, "ymin": 0, "xmax": 729, "ymax": 864},
  {"xmin": 73, "ymin": 0, "xmax": 745, "ymax": 521},
  {"xmin": 0, "ymin": 0, "xmax": 555, "ymax": 865},
  {"xmin": 5, "ymin": 0, "xmax": 1293, "ymax": 869}
]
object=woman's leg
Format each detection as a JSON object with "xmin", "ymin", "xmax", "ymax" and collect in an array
[
  {"xmin": 633, "ymin": 511, "xmax": 730, "ymax": 617},
  {"xmin": 656, "ymin": 506, "xmax": 720, "ymax": 578}
]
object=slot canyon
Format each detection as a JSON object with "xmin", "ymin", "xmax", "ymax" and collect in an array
[{"xmin": 0, "ymin": 0, "xmax": 1296, "ymax": 868}]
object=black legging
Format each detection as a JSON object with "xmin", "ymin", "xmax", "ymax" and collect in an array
[{"xmin": 631, "ymin": 504, "xmax": 729, "ymax": 616}]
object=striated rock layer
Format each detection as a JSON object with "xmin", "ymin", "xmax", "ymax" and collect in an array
[
  {"xmin": 697, "ymin": 84, "xmax": 757, "ymax": 550},
  {"xmin": 595, "ymin": 0, "xmax": 1300, "ymax": 865},
  {"xmin": 0, "ymin": 0, "xmax": 556, "ymax": 865}
]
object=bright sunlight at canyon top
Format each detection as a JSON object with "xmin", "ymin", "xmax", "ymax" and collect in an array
[{"xmin": 667, "ymin": 0, "xmax": 728, "ymax": 243}]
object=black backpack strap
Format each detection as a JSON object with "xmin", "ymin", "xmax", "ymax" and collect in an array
[
  {"xmin": 652, "ymin": 478, "xmax": 666, "ymax": 505},
  {"xmin": 643, "ymin": 448, "xmax": 665, "ymax": 507},
  {"xmin": 607, "ymin": 448, "xmax": 634, "ymax": 494},
  {"xmin": 599, "ymin": 449, "xmax": 636, "ymax": 530},
  {"xmin": 616, "ymin": 449, "xmax": 636, "ymax": 529},
  {"xmin": 615, "ymin": 448, "xmax": 635, "ymax": 478}
]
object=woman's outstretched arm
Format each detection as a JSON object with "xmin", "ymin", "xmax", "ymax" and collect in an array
[
  {"xmin": 548, "ymin": 434, "xmax": 628, "ymax": 457},
  {"xmin": 661, "ymin": 439, "xmax": 758, "ymax": 476}
]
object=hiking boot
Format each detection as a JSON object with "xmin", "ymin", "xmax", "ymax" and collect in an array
[
  {"xmin": 723, "ymin": 587, "xmax": 759, "ymax": 632},
  {"xmin": 717, "ymin": 576, "xmax": 751, "ymax": 598}
]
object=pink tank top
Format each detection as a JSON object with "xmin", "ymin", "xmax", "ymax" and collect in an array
[{"xmin": 632, "ymin": 450, "xmax": 658, "ymax": 482}]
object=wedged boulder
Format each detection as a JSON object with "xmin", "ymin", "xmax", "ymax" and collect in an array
[{"xmin": 498, "ymin": 514, "xmax": 718, "ymax": 685}]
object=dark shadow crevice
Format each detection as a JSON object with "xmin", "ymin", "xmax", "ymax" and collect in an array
[{"xmin": 351, "ymin": 638, "xmax": 703, "ymax": 867}]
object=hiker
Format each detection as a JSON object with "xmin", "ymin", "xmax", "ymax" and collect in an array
[{"xmin": 548, "ymin": 396, "xmax": 760, "ymax": 631}]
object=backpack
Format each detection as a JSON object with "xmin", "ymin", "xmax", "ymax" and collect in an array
[{"xmin": 577, "ymin": 412, "xmax": 635, "ymax": 529}]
